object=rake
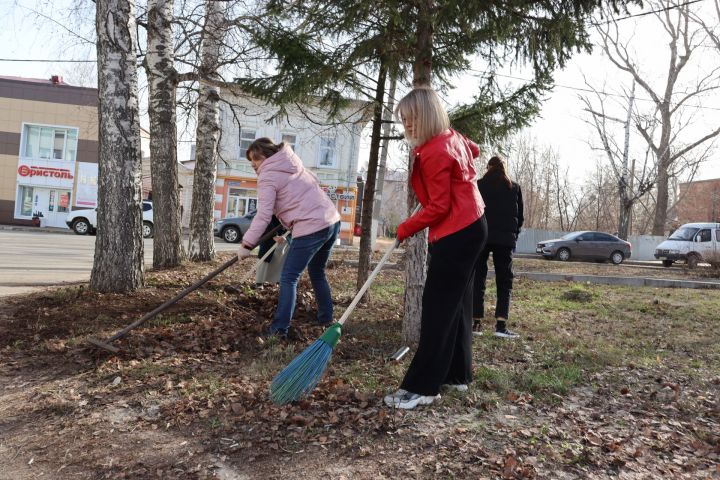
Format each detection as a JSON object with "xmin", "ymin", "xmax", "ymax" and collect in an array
[
  {"xmin": 270, "ymin": 206, "xmax": 421, "ymax": 405},
  {"xmin": 87, "ymin": 226, "xmax": 287, "ymax": 353}
]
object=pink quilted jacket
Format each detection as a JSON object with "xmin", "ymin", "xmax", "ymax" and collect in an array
[{"xmin": 241, "ymin": 145, "xmax": 340, "ymax": 248}]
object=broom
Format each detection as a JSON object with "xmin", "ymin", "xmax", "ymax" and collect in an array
[{"xmin": 270, "ymin": 206, "xmax": 420, "ymax": 405}]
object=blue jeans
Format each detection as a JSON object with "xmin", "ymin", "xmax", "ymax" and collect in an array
[{"xmin": 271, "ymin": 222, "xmax": 340, "ymax": 333}]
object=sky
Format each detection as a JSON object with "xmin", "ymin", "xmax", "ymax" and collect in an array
[{"xmin": 1, "ymin": 0, "xmax": 719, "ymax": 183}]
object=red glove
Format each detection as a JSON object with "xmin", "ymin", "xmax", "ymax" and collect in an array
[{"xmin": 396, "ymin": 222, "xmax": 411, "ymax": 243}]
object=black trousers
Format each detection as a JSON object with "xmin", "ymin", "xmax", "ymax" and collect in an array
[
  {"xmin": 473, "ymin": 244, "xmax": 514, "ymax": 319},
  {"xmin": 400, "ymin": 217, "xmax": 487, "ymax": 396}
]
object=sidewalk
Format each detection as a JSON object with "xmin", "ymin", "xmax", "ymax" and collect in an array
[{"xmin": 0, "ymin": 223, "xmax": 74, "ymax": 235}]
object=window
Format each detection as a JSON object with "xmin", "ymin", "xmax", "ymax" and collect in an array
[
  {"xmin": 282, "ymin": 133, "xmax": 297, "ymax": 151},
  {"xmin": 318, "ymin": 136, "xmax": 336, "ymax": 168},
  {"xmin": 716, "ymin": 229, "xmax": 720, "ymax": 242},
  {"xmin": 57, "ymin": 192, "xmax": 71, "ymax": 213},
  {"xmin": 697, "ymin": 229, "xmax": 711, "ymax": 242},
  {"xmin": 18, "ymin": 186, "xmax": 34, "ymax": 216},
  {"xmin": 239, "ymin": 128, "xmax": 256, "ymax": 160},
  {"xmin": 596, "ymin": 233, "xmax": 617, "ymax": 241},
  {"xmin": 143, "ymin": 202, "xmax": 153, "ymax": 212},
  {"xmin": 23, "ymin": 125, "xmax": 78, "ymax": 161}
]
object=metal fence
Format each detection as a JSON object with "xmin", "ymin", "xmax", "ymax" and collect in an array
[{"xmin": 516, "ymin": 228, "xmax": 667, "ymax": 261}]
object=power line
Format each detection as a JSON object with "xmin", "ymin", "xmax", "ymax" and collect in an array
[
  {"xmin": 467, "ymin": 69, "xmax": 720, "ymax": 113},
  {"xmin": 590, "ymin": 0, "xmax": 707, "ymax": 25}
]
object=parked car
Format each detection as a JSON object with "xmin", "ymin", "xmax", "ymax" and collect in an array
[
  {"xmin": 536, "ymin": 231, "xmax": 632, "ymax": 264},
  {"xmin": 654, "ymin": 222, "xmax": 720, "ymax": 268},
  {"xmin": 214, "ymin": 210, "xmax": 256, "ymax": 243},
  {"xmin": 66, "ymin": 201, "xmax": 154, "ymax": 238}
]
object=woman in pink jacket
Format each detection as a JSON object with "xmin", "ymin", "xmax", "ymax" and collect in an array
[{"xmin": 237, "ymin": 138, "xmax": 341, "ymax": 339}]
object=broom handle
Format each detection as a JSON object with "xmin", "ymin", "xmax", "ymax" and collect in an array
[{"xmin": 337, "ymin": 204, "xmax": 422, "ymax": 326}]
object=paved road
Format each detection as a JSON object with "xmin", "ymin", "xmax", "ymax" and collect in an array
[{"xmin": 0, "ymin": 230, "xmax": 237, "ymax": 297}]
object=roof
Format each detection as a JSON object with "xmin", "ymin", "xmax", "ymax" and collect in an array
[{"xmin": 678, "ymin": 222, "xmax": 720, "ymax": 228}]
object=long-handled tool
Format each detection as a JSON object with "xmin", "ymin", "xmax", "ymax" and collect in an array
[
  {"xmin": 270, "ymin": 205, "xmax": 421, "ymax": 405},
  {"xmin": 88, "ymin": 225, "xmax": 286, "ymax": 353}
]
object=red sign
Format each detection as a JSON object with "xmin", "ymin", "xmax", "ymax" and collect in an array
[{"xmin": 18, "ymin": 165, "xmax": 74, "ymax": 179}]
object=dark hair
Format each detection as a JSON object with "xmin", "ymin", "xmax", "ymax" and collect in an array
[
  {"xmin": 483, "ymin": 155, "xmax": 512, "ymax": 189},
  {"xmin": 246, "ymin": 137, "xmax": 285, "ymax": 161}
]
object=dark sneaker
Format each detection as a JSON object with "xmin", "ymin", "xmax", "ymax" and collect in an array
[
  {"xmin": 286, "ymin": 326, "xmax": 305, "ymax": 342},
  {"xmin": 258, "ymin": 327, "xmax": 288, "ymax": 342},
  {"xmin": 494, "ymin": 327, "xmax": 519, "ymax": 339},
  {"xmin": 383, "ymin": 390, "xmax": 440, "ymax": 409},
  {"xmin": 472, "ymin": 319, "xmax": 483, "ymax": 337}
]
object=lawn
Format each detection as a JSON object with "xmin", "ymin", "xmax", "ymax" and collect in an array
[{"xmin": 0, "ymin": 253, "xmax": 718, "ymax": 479}]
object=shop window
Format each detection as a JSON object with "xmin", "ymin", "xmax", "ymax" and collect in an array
[
  {"xmin": 282, "ymin": 133, "xmax": 297, "ymax": 151},
  {"xmin": 23, "ymin": 124, "xmax": 78, "ymax": 161},
  {"xmin": 18, "ymin": 186, "xmax": 34, "ymax": 216},
  {"xmin": 239, "ymin": 128, "xmax": 256, "ymax": 160},
  {"xmin": 57, "ymin": 192, "xmax": 71, "ymax": 213},
  {"xmin": 226, "ymin": 187, "xmax": 258, "ymax": 217},
  {"xmin": 318, "ymin": 136, "xmax": 337, "ymax": 168}
]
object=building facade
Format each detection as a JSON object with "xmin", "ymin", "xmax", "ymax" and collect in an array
[
  {"xmin": 211, "ymin": 90, "xmax": 370, "ymax": 244},
  {"xmin": 0, "ymin": 76, "xmax": 99, "ymax": 228},
  {"xmin": 677, "ymin": 177, "xmax": 720, "ymax": 225}
]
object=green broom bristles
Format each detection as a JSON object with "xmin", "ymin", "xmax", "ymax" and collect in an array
[{"xmin": 270, "ymin": 323, "xmax": 342, "ymax": 405}]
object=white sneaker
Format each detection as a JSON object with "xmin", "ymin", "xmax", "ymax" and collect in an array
[
  {"xmin": 384, "ymin": 390, "xmax": 440, "ymax": 409},
  {"xmin": 383, "ymin": 389, "xmax": 407, "ymax": 405},
  {"xmin": 442, "ymin": 384, "xmax": 469, "ymax": 392}
]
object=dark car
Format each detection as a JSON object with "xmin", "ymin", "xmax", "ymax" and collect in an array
[
  {"xmin": 213, "ymin": 210, "xmax": 256, "ymax": 243},
  {"xmin": 536, "ymin": 231, "xmax": 632, "ymax": 264}
]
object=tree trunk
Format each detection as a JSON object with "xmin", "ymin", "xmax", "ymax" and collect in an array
[
  {"xmin": 412, "ymin": 0, "xmax": 434, "ymax": 88},
  {"xmin": 372, "ymin": 71, "xmax": 397, "ymax": 240},
  {"xmin": 617, "ymin": 82, "xmax": 635, "ymax": 240},
  {"xmin": 357, "ymin": 61, "xmax": 388, "ymax": 292},
  {"xmin": 91, "ymin": 0, "xmax": 144, "ymax": 293},
  {"xmin": 147, "ymin": 0, "xmax": 184, "ymax": 268},
  {"xmin": 652, "ymin": 158, "xmax": 670, "ymax": 235},
  {"xmin": 188, "ymin": 0, "xmax": 225, "ymax": 261},
  {"xmin": 403, "ymin": 1, "xmax": 434, "ymax": 344},
  {"xmin": 652, "ymin": 109, "xmax": 672, "ymax": 236}
]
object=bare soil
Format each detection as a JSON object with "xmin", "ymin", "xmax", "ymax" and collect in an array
[{"xmin": 1, "ymin": 253, "xmax": 719, "ymax": 479}]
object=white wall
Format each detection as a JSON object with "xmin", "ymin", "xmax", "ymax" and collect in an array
[{"xmin": 217, "ymin": 92, "xmax": 369, "ymax": 187}]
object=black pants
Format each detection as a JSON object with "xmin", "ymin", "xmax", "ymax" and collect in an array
[
  {"xmin": 473, "ymin": 244, "xmax": 514, "ymax": 319},
  {"xmin": 400, "ymin": 217, "xmax": 487, "ymax": 396}
]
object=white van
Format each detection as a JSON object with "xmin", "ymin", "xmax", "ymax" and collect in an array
[{"xmin": 654, "ymin": 222, "xmax": 720, "ymax": 268}]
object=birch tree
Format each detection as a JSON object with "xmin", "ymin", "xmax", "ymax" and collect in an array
[
  {"xmin": 187, "ymin": 0, "xmax": 226, "ymax": 261},
  {"xmin": 91, "ymin": 0, "xmax": 145, "ymax": 292},
  {"xmin": 146, "ymin": 0, "xmax": 185, "ymax": 267}
]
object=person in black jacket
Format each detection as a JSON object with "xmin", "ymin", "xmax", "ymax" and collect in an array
[{"xmin": 473, "ymin": 156, "xmax": 524, "ymax": 338}]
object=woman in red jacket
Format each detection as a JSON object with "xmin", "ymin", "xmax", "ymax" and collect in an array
[{"xmin": 384, "ymin": 87, "xmax": 487, "ymax": 410}]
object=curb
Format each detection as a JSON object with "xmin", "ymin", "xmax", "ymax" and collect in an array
[
  {"xmin": 0, "ymin": 225, "xmax": 74, "ymax": 235},
  {"xmin": 490, "ymin": 271, "xmax": 720, "ymax": 289}
]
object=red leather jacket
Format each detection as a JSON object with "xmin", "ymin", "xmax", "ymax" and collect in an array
[{"xmin": 397, "ymin": 129, "xmax": 485, "ymax": 243}]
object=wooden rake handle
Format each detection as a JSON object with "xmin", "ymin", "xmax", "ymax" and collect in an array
[
  {"xmin": 336, "ymin": 204, "xmax": 422, "ymax": 327},
  {"xmin": 101, "ymin": 223, "xmax": 285, "ymax": 344}
]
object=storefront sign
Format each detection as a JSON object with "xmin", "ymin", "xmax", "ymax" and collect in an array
[
  {"xmin": 321, "ymin": 186, "xmax": 356, "ymax": 201},
  {"xmin": 16, "ymin": 158, "xmax": 76, "ymax": 189},
  {"xmin": 18, "ymin": 165, "xmax": 74, "ymax": 179}
]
